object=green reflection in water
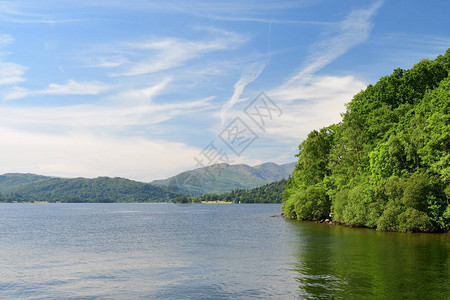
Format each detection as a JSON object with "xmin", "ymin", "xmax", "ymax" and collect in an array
[{"xmin": 287, "ymin": 221, "xmax": 449, "ymax": 299}]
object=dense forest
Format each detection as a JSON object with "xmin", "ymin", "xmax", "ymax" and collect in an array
[
  {"xmin": 177, "ymin": 178, "xmax": 287, "ymax": 203},
  {"xmin": 0, "ymin": 173, "xmax": 287, "ymax": 203},
  {"xmin": 0, "ymin": 176, "xmax": 181, "ymax": 203},
  {"xmin": 283, "ymin": 50, "xmax": 450, "ymax": 232}
]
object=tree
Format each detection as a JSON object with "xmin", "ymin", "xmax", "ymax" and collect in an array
[{"xmin": 283, "ymin": 49, "xmax": 450, "ymax": 232}]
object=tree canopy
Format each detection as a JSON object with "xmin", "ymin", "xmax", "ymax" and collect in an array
[
  {"xmin": 188, "ymin": 179, "xmax": 287, "ymax": 204},
  {"xmin": 283, "ymin": 49, "xmax": 450, "ymax": 232},
  {"xmin": 0, "ymin": 176, "xmax": 180, "ymax": 203}
]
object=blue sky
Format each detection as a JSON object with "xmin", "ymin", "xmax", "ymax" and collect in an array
[{"xmin": 0, "ymin": 0, "xmax": 449, "ymax": 181}]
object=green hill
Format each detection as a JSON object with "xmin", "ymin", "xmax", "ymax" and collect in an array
[
  {"xmin": 283, "ymin": 50, "xmax": 450, "ymax": 232},
  {"xmin": 0, "ymin": 173, "xmax": 51, "ymax": 193},
  {"xmin": 0, "ymin": 176, "xmax": 181, "ymax": 203},
  {"xmin": 152, "ymin": 162, "xmax": 295, "ymax": 195},
  {"xmin": 0, "ymin": 161, "xmax": 294, "ymax": 203},
  {"xmin": 190, "ymin": 178, "xmax": 287, "ymax": 203}
]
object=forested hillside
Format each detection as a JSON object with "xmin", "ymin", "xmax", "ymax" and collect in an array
[
  {"xmin": 0, "ymin": 166, "xmax": 290, "ymax": 203},
  {"xmin": 152, "ymin": 162, "xmax": 294, "ymax": 195},
  {"xmin": 283, "ymin": 50, "xmax": 450, "ymax": 232},
  {"xmin": 0, "ymin": 173, "xmax": 51, "ymax": 193},
  {"xmin": 0, "ymin": 176, "xmax": 181, "ymax": 203},
  {"xmin": 189, "ymin": 178, "xmax": 287, "ymax": 203}
]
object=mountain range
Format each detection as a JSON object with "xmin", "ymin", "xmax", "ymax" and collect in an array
[
  {"xmin": 0, "ymin": 162, "xmax": 295, "ymax": 202},
  {"xmin": 151, "ymin": 162, "xmax": 295, "ymax": 195}
]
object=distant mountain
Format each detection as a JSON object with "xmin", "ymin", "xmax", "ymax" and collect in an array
[
  {"xmin": 192, "ymin": 178, "xmax": 288, "ymax": 203},
  {"xmin": 0, "ymin": 173, "xmax": 51, "ymax": 194},
  {"xmin": 152, "ymin": 162, "xmax": 295, "ymax": 195},
  {"xmin": 0, "ymin": 175, "xmax": 181, "ymax": 203},
  {"xmin": 0, "ymin": 161, "xmax": 295, "ymax": 202}
]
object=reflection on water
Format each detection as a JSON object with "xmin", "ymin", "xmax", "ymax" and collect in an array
[
  {"xmin": 287, "ymin": 221, "xmax": 449, "ymax": 299},
  {"xmin": 0, "ymin": 203, "xmax": 448, "ymax": 299}
]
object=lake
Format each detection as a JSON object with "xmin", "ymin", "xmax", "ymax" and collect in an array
[{"xmin": 0, "ymin": 203, "xmax": 448, "ymax": 299}]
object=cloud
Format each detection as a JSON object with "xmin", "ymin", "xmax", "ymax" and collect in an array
[
  {"xmin": 112, "ymin": 77, "xmax": 172, "ymax": 105},
  {"xmin": 86, "ymin": 27, "xmax": 248, "ymax": 77},
  {"xmin": 0, "ymin": 76, "xmax": 215, "ymax": 180},
  {"xmin": 284, "ymin": 0, "xmax": 384, "ymax": 87},
  {"xmin": 0, "ymin": 89, "xmax": 214, "ymax": 130},
  {"xmin": 219, "ymin": 62, "xmax": 267, "ymax": 125},
  {"xmin": 5, "ymin": 80, "xmax": 113, "ymax": 101},
  {"xmin": 266, "ymin": 0, "xmax": 383, "ymax": 106},
  {"xmin": 0, "ymin": 0, "xmax": 387, "ymax": 179},
  {"xmin": 197, "ymin": 1, "xmax": 383, "ymax": 165},
  {"xmin": 0, "ymin": 62, "xmax": 28, "ymax": 85},
  {"xmin": 260, "ymin": 0, "xmax": 382, "ymax": 147},
  {"xmin": 0, "ymin": 126, "xmax": 202, "ymax": 181},
  {"xmin": 83, "ymin": 55, "xmax": 129, "ymax": 68},
  {"xmin": 112, "ymin": 39, "xmax": 198, "ymax": 76},
  {"xmin": 0, "ymin": 0, "xmax": 310, "ymax": 25},
  {"xmin": 271, "ymin": 75, "xmax": 364, "ymax": 103},
  {"xmin": 0, "ymin": 34, "xmax": 14, "ymax": 46},
  {"xmin": 223, "ymin": 75, "xmax": 366, "ymax": 165},
  {"xmin": 201, "ymin": 15, "xmax": 333, "ymax": 25},
  {"xmin": 0, "ymin": 33, "xmax": 28, "ymax": 85},
  {"xmin": 0, "ymin": 2, "xmax": 81, "ymax": 24},
  {"xmin": 258, "ymin": 2, "xmax": 383, "ymax": 154},
  {"xmin": 269, "ymin": 75, "xmax": 366, "ymax": 138},
  {"xmin": 77, "ymin": 0, "xmax": 305, "ymax": 16}
]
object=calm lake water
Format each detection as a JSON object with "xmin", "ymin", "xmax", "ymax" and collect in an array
[{"xmin": 0, "ymin": 203, "xmax": 448, "ymax": 299}]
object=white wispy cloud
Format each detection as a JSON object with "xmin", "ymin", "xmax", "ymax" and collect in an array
[
  {"xmin": 112, "ymin": 77, "xmax": 172, "ymax": 105},
  {"xmin": 0, "ymin": 76, "xmax": 215, "ymax": 181},
  {"xmin": 0, "ymin": 0, "xmax": 311, "ymax": 26},
  {"xmin": 0, "ymin": 126, "xmax": 202, "ymax": 181},
  {"xmin": 268, "ymin": 75, "xmax": 366, "ymax": 138},
  {"xmin": 216, "ymin": 75, "xmax": 366, "ymax": 166},
  {"xmin": 83, "ymin": 55, "xmax": 129, "ymax": 68},
  {"xmin": 283, "ymin": 0, "xmax": 384, "ymax": 87},
  {"xmin": 0, "ymin": 78, "xmax": 215, "ymax": 180},
  {"xmin": 197, "ymin": 1, "xmax": 384, "ymax": 165},
  {"xmin": 0, "ymin": 33, "xmax": 14, "ymax": 46},
  {"xmin": 0, "ymin": 96, "xmax": 214, "ymax": 130},
  {"xmin": 0, "ymin": 0, "xmax": 391, "ymax": 179},
  {"xmin": 258, "ymin": 1, "xmax": 382, "ymax": 155},
  {"xmin": 107, "ymin": 28, "xmax": 247, "ymax": 77},
  {"xmin": 219, "ymin": 62, "xmax": 267, "ymax": 125},
  {"xmin": 79, "ymin": 0, "xmax": 304, "ymax": 16},
  {"xmin": 0, "ymin": 1, "xmax": 81, "ymax": 24},
  {"xmin": 270, "ymin": 0, "xmax": 384, "ymax": 101},
  {"xmin": 0, "ymin": 33, "xmax": 28, "ymax": 85},
  {"xmin": 0, "ymin": 62, "xmax": 28, "ymax": 85},
  {"xmin": 200, "ymin": 15, "xmax": 333, "ymax": 25},
  {"xmin": 5, "ymin": 80, "xmax": 114, "ymax": 101}
]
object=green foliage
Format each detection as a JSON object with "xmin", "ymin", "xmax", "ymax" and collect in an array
[
  {"xmin": 333, "ymin": 181, "xmax": 373, "ymax": 227},
  {"xmin": 292, "ymin": 183, "xmax": 330, "ymax": 220},
  {"xmin": 442, "ymin": 205, "xmax": 450, "ymax": 231},
  {"xmin": 192, "ymin": 178, "xmax": 287, "ymax": 204},
  {"xmin": 0, "ymin": 176, "xmax": 181, "ymax": 203},
  {"xmin": 152, "ymin": 162, "xmax": 295, "ymax": 195},
  {"xmin": 283, "ymin": 49, "xmax": 450, "ymax": 232},
  {"xmin": 1, "ymin": 169, "xmax": 291, "ymax": 204},
  {"xmin": 397, "ymin": 208, "xmax": 432, "ymax": 233},
  {"xmin": 0, "ymin": 173, "xmax": 50, "ymax": 194},
  {"xmin": 376, "ymin": 201, "xmax": 402, "ymax": 231},
  {"xmin": 172, "ymin": 196, "xmax": 189, "ymax": 203}
]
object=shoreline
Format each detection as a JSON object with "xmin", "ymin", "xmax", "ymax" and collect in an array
[{"xmin": 282, "ymin": 215, "xmax": 450, "ymax": 234}]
